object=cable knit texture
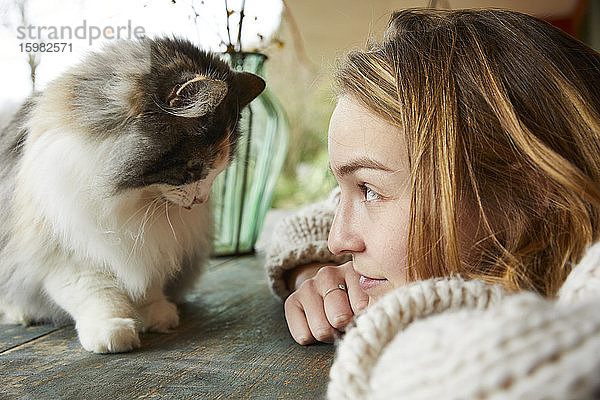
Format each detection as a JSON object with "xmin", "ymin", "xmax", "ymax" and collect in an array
[
  {"xmin": 262, "ymin": 191, "xmax": 600, "ymax": 398},
  {"xmin": 264, "ymin": 188, "xmax": 350, "ymax": 299},
  {"xmin": 558, "ymin": 240, "xmax": 600, "ymax": 305},
  {"xmin": 327, "ymin": 242, "xmax": 600, "ymax": 400},
  {"xmin": 366, "ymin": 294, "xmax": 600, "ymax": 400},
  {"xmin": 327, "ymin": 278, "xmax": 505, "ymax": 399}
]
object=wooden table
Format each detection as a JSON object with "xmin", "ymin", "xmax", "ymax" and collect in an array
[{"xmin": 0, "ymin": 255, "xmax": 333, "ymax": 399}]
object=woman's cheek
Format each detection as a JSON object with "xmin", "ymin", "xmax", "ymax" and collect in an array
[{"xmin": 379, "ymin": 202, "xmax": 411, "ymax": 286}]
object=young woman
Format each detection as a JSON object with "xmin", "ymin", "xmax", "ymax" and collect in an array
[{"xmin": 264, "ymin": 8, "xmax": 600, "ymax": 399}]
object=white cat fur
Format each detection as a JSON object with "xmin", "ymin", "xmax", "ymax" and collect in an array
[{"xmin": 0, "ymin": 76, "xmax": 224, "ymax": 353}]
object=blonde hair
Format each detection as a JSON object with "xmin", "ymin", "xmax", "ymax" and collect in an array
[{"xmin": 336, "ymin": 9, "xmax": 600, "ymax": 296}]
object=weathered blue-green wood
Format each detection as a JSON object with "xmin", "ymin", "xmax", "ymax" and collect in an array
[
  {"xmin": 0, "ymin": 325, "xmax": 60, "ymax": 354},
  {"xmin": 0, "ymin": 255, "xmax": 333, "ymax": 399},
  {"xmin": 0, "ymin": 258, "xmax": 232, "ymax": 355}
]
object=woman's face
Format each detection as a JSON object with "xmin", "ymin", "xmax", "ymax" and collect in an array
[{"xmin": 328, "ymin": 96, "xmax": 411, "ymax": 301}]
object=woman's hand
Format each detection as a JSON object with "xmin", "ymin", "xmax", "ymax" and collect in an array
[{"xmin": 284, "ymin": 261, "xmax": 369, "ymax": 345}]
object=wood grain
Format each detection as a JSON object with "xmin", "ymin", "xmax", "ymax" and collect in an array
[{"xmin": 0, "ymin": 255, "xmax": 333, "ymax": 399}]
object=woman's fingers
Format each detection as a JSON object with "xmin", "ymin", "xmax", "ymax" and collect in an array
[
  {"xmin": 322, "ymin": 288, "xmax": 354, "ymax": 331},
  {"xmin": 285, "ymin": 278, "xmax": 336, "ymax": 344},
  {"xmin": 284, "ymin": 294, "xmax": 315, "ymax": 345},
  {"xmin": 341, "ymin": 261, "xmax": 370, "ymax": 315},
  {"xmin": 302, "ymin": 284, "xmax": 337, "ymax": 343},
  {"xmin": 285, "ymin": 262, "xmax": 330, "ymax": 292},
  {"xmin": 316, "ymin": 266, "xmax": 354, "ymax": 331},
  {"xmin": 283, "ymin": 263, "xmax": 368, "ymax": 345}
]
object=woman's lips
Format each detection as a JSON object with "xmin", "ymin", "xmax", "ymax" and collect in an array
[{"xmin": 358, "ymin": 275, "xmax": 388, "ymax": 291}]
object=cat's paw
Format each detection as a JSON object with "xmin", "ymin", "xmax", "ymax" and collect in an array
[
  {"xmin": 138, "ymin": 300, "xmax": 179, "ymax": 333},
  {"xmin": 76, "ymin": 317, "xmax": 141, "ymax": 353}
]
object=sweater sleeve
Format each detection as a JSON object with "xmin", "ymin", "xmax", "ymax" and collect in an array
[
  {"xmin": 262, "ymin": 187, "xmax": 352, "ymax": 300},
  {"xmin": 327, "ymin": 277, "xmax": 506, "ymax": 400},
  {"xmin": 328, "ymin": 271, "xmax": 600, "ymax": 400},
  {"xmin": 558, "ymin": 240, "xmax": 600, "ymax": 304},
  {"xmin": 360, "ymin": 294, "xmax": 600, "ymax": 400}
]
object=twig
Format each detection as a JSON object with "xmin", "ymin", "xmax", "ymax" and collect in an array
[
  {"xmin": 224, "ymin": 0, "xmax": 233, "ymax": 49},
  {"xmin": 17, "ymin": 0, "xmax": 38, "ymax": 91},
  {"xmin": 188, "ymin": 0, "xmax": 227, "ymax": 46},
  {"xmin": 236, "ymin": 0, "xmax": 246, "ymax": 52}
]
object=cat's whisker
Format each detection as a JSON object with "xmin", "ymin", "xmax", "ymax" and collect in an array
[
  {"xmin": 178, "ymin": 204, "xmax": 185, "ymax": 225},
  {"xmin": 229, "ymin": 113, "xmax": 239, "ymax": 135},
  {"xmin": 164, "ymin": 200, "xmax": 179, "ymax": 245},
  {"xmin": 122, "ymin": 196, "xmax": 163, "ymax": 228},
  {"xmin": 127, "ymin": 203, "xmax": 153, "ymax": 261},
  {"xmin": 127, "ymin": 197, "xmax": 161, "ymax": 262}
]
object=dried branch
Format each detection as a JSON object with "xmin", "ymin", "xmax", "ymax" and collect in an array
[
  {"xmin": 171, "ymin": 0, "xmax": 282, "ymax": 54},
  {"xmin": 16, "ymin": 0, "xmax": 38, "ymax": 91},
  {"xmin": 224, "ymin": 0, "xmax": 233, "ymax": 51},
  {"xmin": 187, "ymin": 0, "xmax": 227, "ymax": 46},
  {"xmin": 236, "ymin": 0, "xmax": 245, "ymax": 52}
]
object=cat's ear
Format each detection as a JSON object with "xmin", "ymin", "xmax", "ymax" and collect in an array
[
  {"xmin": 165, "ymin": 77, "xmax": 228, "ymax": 118},
  {"xmin": 235, "ymin": 71, "xmax": 266, "ymax": 108}
]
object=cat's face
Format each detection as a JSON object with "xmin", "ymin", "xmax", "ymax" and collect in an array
[
  {"xmin": 157, "ymin": 139, "xmax": 231, "ymax": 209},
  {"xmin": 106, "ymin": 37, "xmax": 264, "ymax": 208}
]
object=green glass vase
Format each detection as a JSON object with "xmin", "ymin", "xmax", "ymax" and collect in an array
[{"xmin": 211, "ymin": 52, "xmax": 289, "ymax": 256}]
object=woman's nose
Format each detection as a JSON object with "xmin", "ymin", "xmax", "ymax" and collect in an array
[{"xmin": 328, "ymin": 202, "xmax": 365, "ymax": 255}]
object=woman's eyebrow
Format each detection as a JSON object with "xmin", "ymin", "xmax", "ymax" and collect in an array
[{"xmin": 332, "ymin": 157, "xmax": 394, "ymax": 177}]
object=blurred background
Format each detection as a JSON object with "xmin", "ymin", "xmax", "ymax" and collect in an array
[{"xmin": 1, "ymin": 0, "xmax": 599, "ymax": 209}]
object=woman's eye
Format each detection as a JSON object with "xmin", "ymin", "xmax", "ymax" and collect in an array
[
  {"xmin": 361, "ymin": 185, "xmax": 381, "ymax": 201},
  {"xmin": 366, "ymin": 187, "xmax": 381, "ymax": 201}
]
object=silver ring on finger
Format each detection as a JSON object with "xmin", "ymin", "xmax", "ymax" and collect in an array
[{"xmin": 323, "ymin": 284, "xmax": 346, "ymax": 298}]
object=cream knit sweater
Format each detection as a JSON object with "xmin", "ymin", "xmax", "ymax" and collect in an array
[{"xmin": 264, "ymin": 190, "xmax": 600, "ymax": 399}]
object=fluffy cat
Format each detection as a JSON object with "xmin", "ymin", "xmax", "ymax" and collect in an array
[{"xmin": 0, "ymin": 37, "xmax": 265, "ymax": 353}]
